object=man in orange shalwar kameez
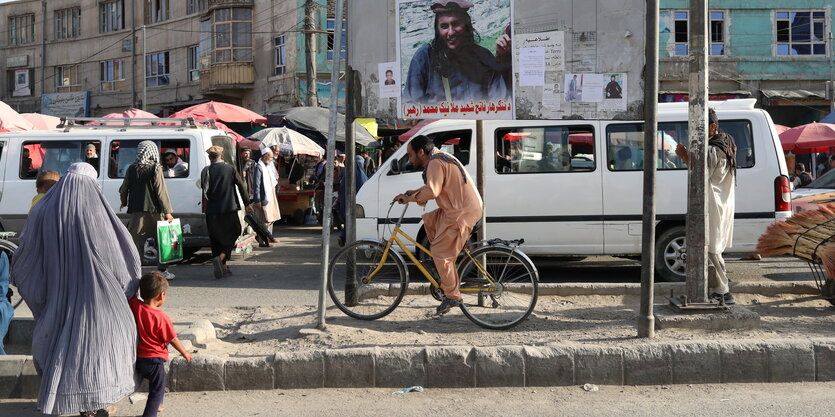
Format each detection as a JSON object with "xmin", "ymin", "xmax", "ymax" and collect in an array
[{"xmin": 394, "ymin": 135, "xmax": 483, "ymax": 315}]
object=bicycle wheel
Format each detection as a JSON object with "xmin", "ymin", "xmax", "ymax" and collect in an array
[
  {"xmin": 328, "ymin": 240, "xmax": 408, "ymax": 320},
  {"xmin": 457, "ymin": 245, "xmax": 539, "ymax": 330}
]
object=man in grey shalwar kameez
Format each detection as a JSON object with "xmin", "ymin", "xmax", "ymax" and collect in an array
[{"xmin": 11, "ymin": 162, "xmax": 140, "ymax": 415}]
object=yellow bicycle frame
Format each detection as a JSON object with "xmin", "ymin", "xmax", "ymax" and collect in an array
[{"xmin": 365, "ymin": 222, "xmax": 497, "ymax": 293}]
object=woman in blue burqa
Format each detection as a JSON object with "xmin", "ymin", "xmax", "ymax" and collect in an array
[
  {"xmin": 11, "ymin": 162, "xmax": 139, "ymax": 416},
  {"xmin": 404, "ymin": 0, "xmax": 510, "ymax": 104}
]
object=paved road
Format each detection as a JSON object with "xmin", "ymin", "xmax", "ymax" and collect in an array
[
  {"xmin": 2, "ymin": 383, "xmax": 833, "ymax": 416},
  {"xmin": 11, "ymin": 223, "xmax": 813, "ymax": 314}
]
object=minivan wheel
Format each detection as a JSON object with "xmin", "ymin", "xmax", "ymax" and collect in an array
[{"xmin": 655, "ymin": 226, "xmax": 687, "ymax": 282}]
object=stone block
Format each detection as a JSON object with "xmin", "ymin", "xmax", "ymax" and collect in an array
[
  {"xmin": 813, "ymin": 340, "xmax": 835, "ymax": 382},
  {"xmin": 168, "ymin": 355, "xmax": 225, "ymax": 391},
  {"xmin": 475, "ymin": 346, "xmax": 524, "ymax": 387},
  {"xmin": 766, "ymin": 341, "xmax": 815, "ymax": 382},
  {"xmin": 523, "ymin": 345, "xmax": 574, "ymax": 387},
  {"xmin": 325, "ymin": 348, "xmax": 375, "ymax": 388},
  {"xmin": 720, "ymin": 342, "xmax": 767, "ymax": 383},
  {"xmin": 623, "ymin": 344, "xmax": 672, "ymax": 386},
  {"xmin": 18, "ymin": 358, "xmax": 39, "ymax": 399},
  {"xmin": 574, "ymin": 346, "xmax": 623, "ymax": 386},
  {"xmin": 179, "ymin": 321, "xmax": 218, "ymax": 349},
  {"xmin": 225, "ymin": 357, "xmax": 273, "ymax": 390},
  {"xmin": 425, "ymin": 346, "xmax": 475, "ymax": 388},
  {"xmin": 274, "ymin": 350, "xmax": 324, "ymax": 389},
  {"xmin": 7, "ymin": 318, "xmax": 35, "ymax": 346},
  {"xmin": 654, "ymin": 305, "xmax": 760, "ymax": 331},
  {"xmin": 375, "ymin": 347, "xmax": 426, "ymax": 388},
  {"xmin": 670, "ymin": 342, "xmax": 721, "ymax": 384},
  {"xmin": 0, "ymin": 356, "xmax": 25, "ymax": 398}
]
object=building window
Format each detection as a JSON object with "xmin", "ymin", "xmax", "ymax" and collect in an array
[
  {"xmin": 100, "ymin": 0, "xmax": 125, "ymax": 33},
  {"xmin": 100, "ymin": 59, "xmax": 125, "ymax": 91},
  {"xmin": 145, "ymin": 52, "xmax": 170, "ymax": 87},
  {"xmin": 146, "ymin": 0, "xmax": 169, "ymax": 24},
  {"xmin": 776, "ymin": 10, "xmax": 828, "ymax": 55},
  {"xmin": 55, "ymin": 65, "xmax": 81, "ymax": 93},
  {"xmin": 188, "ymin": 46, "xmax": 201, "ymax": 82},
  {"xmin": 187, "ymin": 0, "xmax": 208, "ymax": 15},
  {"xmin": 327, "ymin": 18, "xmax": 347, "ymax": 60},
  {"xmin": 55, "ymin": 7, "xmax": 81, "ymax": 40},
  {"xmin": 274, "ymin": 35, "xmax": 286, "ymax": 75},
  {"xmin": 9, "ymin": 14, "xmax": 35, "ymax": 46},
  {"xmin": 670, "ymin": 10, "xmax": 726, "ymax": 56},
  {"xmin": 212, "ymin": 7, "xmax": 252, "ymax": 63}
]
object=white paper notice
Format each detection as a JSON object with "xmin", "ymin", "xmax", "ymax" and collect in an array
[
  {"xmin": 600, "ymin": 73, "xmax": 627, "ymax": 111},
  {"xmin": 379, "ymin": 62, "xmax": 400, "ymax": 98},
  {"xmin": 543, "ymin": 83, "xmax": 561, "ymax": 111},
  {"xmin": 519, "ymin": 47, "xmax": 545, "ymax": 87},
  {"xmin": 565, "ymin": 73, "xmax": 604, "ymax": 103}
]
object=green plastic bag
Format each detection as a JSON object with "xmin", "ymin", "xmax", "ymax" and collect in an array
[{"xmin": 156, "ymin": 219, "xmax": 183, "ymax": 264}]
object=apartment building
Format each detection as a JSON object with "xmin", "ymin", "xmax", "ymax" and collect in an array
[
  {"xmin": 0, "ymin": 0, "xmax": 344, "ymax": 117},
  {"xmin": 659, "ymin": 1, "xmax": 835, "ymax": 125}
]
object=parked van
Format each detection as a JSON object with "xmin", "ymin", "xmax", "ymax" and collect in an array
[
  {"xmin": 0, "ymin": 118, "xmax": 243, "ymax": 258},
  {"xmin": 355, "ymin": 99, "xmax": 792, "ymax": 281}
]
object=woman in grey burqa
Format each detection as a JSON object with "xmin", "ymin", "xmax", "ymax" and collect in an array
[{"xmin": 11, "ymin": 162, "xmax": 139, "ymax": 416}]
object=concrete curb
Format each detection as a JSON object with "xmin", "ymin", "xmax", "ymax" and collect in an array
[{"xmin": 3, "ymin": 338, "xmax": 834, "ymax": 397}]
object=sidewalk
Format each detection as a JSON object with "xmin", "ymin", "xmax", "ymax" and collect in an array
[{"xmin": 3, "ymin": 281, "xmax": 834, "ymax": 397}]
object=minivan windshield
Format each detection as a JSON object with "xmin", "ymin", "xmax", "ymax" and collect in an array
[{"xmin": 802, "ymin": 168, "xmax": 835, "ymax": 189}]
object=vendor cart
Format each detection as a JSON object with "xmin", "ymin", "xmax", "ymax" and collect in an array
[{"xmin": 278, "ymin": 186, "xmax": 315, "ymax": 225}]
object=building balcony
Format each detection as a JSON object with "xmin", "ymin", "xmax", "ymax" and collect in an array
[
  {"xmin": 199, "ymin": 62, "xmax": 255, "ymax": 93},
  {"xmin": 209, "ymin": 0, "xmax": 254, "ymax": 9}
]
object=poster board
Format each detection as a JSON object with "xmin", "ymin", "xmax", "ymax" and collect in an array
[{"xmin": 349, "ymin": 0, "xmax": 646, "ymax": 121}]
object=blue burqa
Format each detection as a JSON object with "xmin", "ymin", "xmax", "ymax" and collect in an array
[
  {"xmin": 11, "ymin": 162, "xmax": 140, "ymax": 415},
  {"xmin": 0, "ymin": 252, "xmax": 12, "ymax": 355}
]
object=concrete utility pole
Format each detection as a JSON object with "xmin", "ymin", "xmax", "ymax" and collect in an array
[
  {"xmin": 638, "ymin": 0, "xmax": 660, "ymax": 338},
  {"xmin": 305, "ymin": 0, "xmax": 319, "ymax": 107},
  {"xmin": 142, "ymin": 25, "xmax": 147, "ymax": 111},
  {"xmin": 685, "ymin": 0, "xmax": 709, "ymax": 303},
  {"xmin": 131, "ymin": 0, "xmax": 137, "ymax": 108},
  {"xmin": 317, "ymin": 0, "xmax": 344, "ymax": 330}
]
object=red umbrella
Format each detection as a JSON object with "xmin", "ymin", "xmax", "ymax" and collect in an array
[
  {"xmin": 171, "ymin": 101, "xmax": 266, "ymax": 124},
  {"xmin": 0, "ymin": 100, "xmax": 34, "ymax": 131},
  {"xmin": 214, "ymin": 121, "xmax": 246, "ymax": 142},
  {"xmin": 779, "ymin": 122, "xmax": 835, "ymax": 154},
  {"xmin": 774, "ymin": 124, "xmax": 790, "ymax": 134},
  {"xmin": 21, "ymin": 113, "xmax": 61, "ymax": 130},
  {"xmin": 104, "ymin": 108, "xmax": 158, "ymax": 119}
]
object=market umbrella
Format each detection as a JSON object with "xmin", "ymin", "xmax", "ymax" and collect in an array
[
  {"xmin": 171, "ymin": 101, "xmax": 267, "ymax": 124},
  {"xmin": 779, "ymin": 122, "xmax": 835, "ymax": 154},
  {"xmin": 775, "ymin": 124, "xmax": 791, "ymax": 134},
  {"xmin": 249, "ymin": 127, "xmax": 325, "ymax": 157},
  {"xmin": 21, "ymin": 113, "xmax": 61, "ymax": 130},
  {"xmin": 0, "ymin": 100, "xmax": 34, "ymax": 131},
  {"xmin": 95, "ymin": 108, "xmax": 161, "ymax": 125},
  {"xmin": 270, "ymin": 107, "xmax": 380, "ymax": 148}
]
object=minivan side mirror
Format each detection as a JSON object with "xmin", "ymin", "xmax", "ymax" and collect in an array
[{"xmin": 390, "ymin": 158, "xmax": 401, "ymax": 175}]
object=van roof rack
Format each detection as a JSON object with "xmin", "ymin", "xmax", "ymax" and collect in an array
[{"xmin": 58, "ymin": 117, "xmax": 218, "ymax": 132}]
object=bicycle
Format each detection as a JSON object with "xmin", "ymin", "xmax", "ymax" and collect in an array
[{"xmin": 327, "ymin": 202, "xmax": 539, "ymax": 330}]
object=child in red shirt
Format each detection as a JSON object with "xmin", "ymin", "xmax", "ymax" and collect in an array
[{"xmin": 129, "ymin": 271, "xmax": 192, "ymax": 417}]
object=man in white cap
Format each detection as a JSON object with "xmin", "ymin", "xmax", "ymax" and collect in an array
[{"xmin": 162, "ymin": 148, "xmax": 189, "ymax": 178}]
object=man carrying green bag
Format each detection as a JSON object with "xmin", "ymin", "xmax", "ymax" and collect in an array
[{"xmin": 157, "ymin": 219, "xmax": 184, "ymax": 264}]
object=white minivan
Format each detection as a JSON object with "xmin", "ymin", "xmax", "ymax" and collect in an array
[
  {"xmin": 0, "ymin": 118, "xmax": 243, "ymax": 258},
  {"xmin": 355, "ymin": 99, "xmax": 792, "ymax": 281}
]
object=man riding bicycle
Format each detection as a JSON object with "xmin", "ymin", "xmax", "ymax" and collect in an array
[{"xmin": 393, "ymin": 135, "xmax": 483, "ymax": 315}]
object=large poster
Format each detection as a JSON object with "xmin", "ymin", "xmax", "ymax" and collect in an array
[{"xmin": 397, "ymin": 0, "xmax": 513, "ymax": 119}]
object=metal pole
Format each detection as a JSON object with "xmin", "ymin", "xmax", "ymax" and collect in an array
[
  {"xmin": 131, "ymin": 0, "xmax": 137, "ymax": 108},
  {"xmin": 142, "ymin": 25, "xmax": 147, "ymax": 111},
  {"xmin": 476, "ymin": 120, "xmax": 486, "ymax": 241},
  {"xmin": 40, "ymin": 0, "xmax": 46, "ymax": 99},
  {"xmin": 829, "ymin": 6, "xmax": 834, "ymax": 114},
  {"xmin": 638, "ymin": 0, "xmax": 659, "ymax": 338},
  {"xmin": 317, "ymin": 0, "xmax": 344, "ymax": 330},
  {"xmin": 345, "ymin": 4, "xmax": 356, "ymax": 246},
  {"xmin": 305, "ymin": 0, "xmax": 319, "ymax": 107},
  {"xmin": 685, "ymin": 0, "xmax": 709, "ymax": 303}
]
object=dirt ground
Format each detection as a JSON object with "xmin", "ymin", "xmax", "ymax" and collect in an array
[{"xmin": 166, "ymin": 293, "xmax": 835, "ymax": 358}]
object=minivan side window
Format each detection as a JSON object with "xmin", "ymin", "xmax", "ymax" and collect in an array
[
  {"xmin": 606, "ymin": 120, "xmax": 754, "ymax": 172},
  {"xmin": 494, "ymin": 125, "xmax": 595, "ymax": 174},
  {"xmin": 108, "ymin": 139, "xmax": 191, "ymax": 178},
  {"xmin": 393, "ymin": 130, "xmax": 473, "ymax": 175},
  {"xmin": 20, "ymin": 141, "xmax": 102, "ymax": 179}
]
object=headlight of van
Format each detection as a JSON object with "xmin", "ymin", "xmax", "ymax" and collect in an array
[{"xmin": 355, "ymin": 204, "xmax": 365, "ymax": 218}]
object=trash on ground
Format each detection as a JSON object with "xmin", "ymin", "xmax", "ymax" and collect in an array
[
  {"xmin": 582, "ymin": 383, "xmax": 599, "ymax": 392},
  {"xmin": 393, "ymin": 386, "xmax": 425, "ymax": 394}
]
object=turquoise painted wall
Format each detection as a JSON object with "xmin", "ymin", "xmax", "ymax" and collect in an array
[{"xmin": 660, "ymin": 1, "xmax": 835, "ymax": 79}]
